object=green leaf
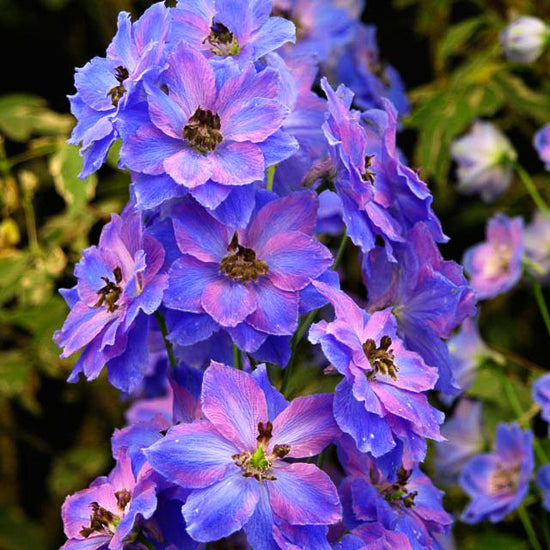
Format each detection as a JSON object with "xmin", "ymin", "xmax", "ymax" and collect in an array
[
  {"xmin": 0, "ymin": 351, "xmax": 33, "ymax": 399},
  {"xmin": 0, "ymin": 95, "xmax": 72, "ymax": 142},
  {"xmin": 0, "ymin": 507, "xmax": 45, "ymax": 550},
  {"xmin": 436, "ymin": 17, "xmax": 486, "ymax": 70},
  {"xmin": 49, "ymin": 142, "xmax": 97, "ymax": 211}
]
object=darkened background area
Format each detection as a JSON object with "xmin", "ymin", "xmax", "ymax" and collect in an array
[{"xmin": 1, "ymin": 1, "xmax": 550, "ymax": 548}]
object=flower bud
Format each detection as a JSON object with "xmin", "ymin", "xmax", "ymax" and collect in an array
[{"xmin": 501, "ymin": 16, "xmax": 549, "ymax": 63}]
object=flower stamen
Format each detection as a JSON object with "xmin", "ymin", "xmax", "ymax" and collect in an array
[
  {"xmin": 363, "ymin": 335, "xmax": 398, "ymax": 380},
  {"xmin": 183, "ymin": 107, "xmax": 223, "ymax": 154},
  {"xmin": 107, "ymin": 66, "xmax": 129, "ymax": 107},
  {"xmin": 95, "ymin": 266, "xmax": 123, "ymax": 313},
  {"xmin": 220, "ymin": 233, "xmax": 269, "ymax": 283}
]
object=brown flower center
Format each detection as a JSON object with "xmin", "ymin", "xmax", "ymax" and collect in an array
[
  {"xmin": 183, "ymin": 107, "xmax": 223, "ymax": 154},
  {"xmin": 95, "ymin": 266, "xmax": 123, "ymax": 313},
  {"xmin": 204, "ymin": 21, "xmax": 240, "ymax": 56},
  {"xmin": 362, "ymin": 154, "xmax": 376, "ymax": 184},
  {"xmin": 374, "ymin": 467, "xmax": 418, "ymax": 508},
  {"xmin": 220, "ymin": 233, "xmax": 269, "ymax": 283},
  {"xmin": 107, "ymin": 66, "xmax": 129, "ymax": 107},
  {"xmin": 232, "ymin": 421, "xmax": 291, "ymax": 481},
  {"xmin": 489, "ymin": 463, "xmax": 520, "ymax": 494},
  {"xmin": 363, "ymin": 335, "xmax": 398, "ymax": 381}
]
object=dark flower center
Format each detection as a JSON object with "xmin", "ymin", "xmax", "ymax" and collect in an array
[
  {"xmin": 362, "ymin": 154, "xmax": 376, "ymax": 184},
  {"xmin": 107, "ymin": 66, "xmax": 129, "ymax": 107},
  {"xmin": 204, "ymin": 21, "xmax": 240, "ymax": 56},
  {"xmin": 363, "ymin": 335, "xmax": 398, "ymax": 381},
  {"xmin": 79, "ymin": 488, "xmax": 131, "ymax": 538},
  {"xmin": 374, "ymin": 467, "xmax": 418, "ymax": 508},
  {"xmin": 95, "ymin": 266, "xmax": 123, "ymax": 313},
  {"xmin": 220, "ymin": 233, "xmax": 269, "ymax": 283},
  {"xmin": 232, "ymin": 421, "xmax": 291, "ymax": 481},
  {"xmin": 489, "ymin": 463, "xmax": 520, "ymax": 494},
  {"xmin": 183, "ymin": 107, "xmax": 223, "ymax": 154}
]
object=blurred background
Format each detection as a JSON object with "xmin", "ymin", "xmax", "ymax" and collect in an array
[{"xmin": 1, "ymin": 0, "xmax": 550, "ymax": 548}]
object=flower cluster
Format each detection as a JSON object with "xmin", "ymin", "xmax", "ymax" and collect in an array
[{"xmin": 57, "ymin": 1, "xmax": 479, "ymax": 548}]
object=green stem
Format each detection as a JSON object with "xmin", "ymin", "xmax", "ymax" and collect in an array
[
  {"xmin": 332, "ymin": 232, "xmax": 348, "ymax": 271},
  {"xmin": 501, "ymin": 373, "xmax": 549, "ymax": 464},
  {"xmin": 517, "ymin": 504, "xmax": 544, "ymax": 550},
  {"xmin": 514, "ymin": 163, "xmax": 550, "ymax": 218},
  {"xmin": 22, "ymin": 194, "xmax": 39, "ymax": 251},
  {"xmin": 267, "ymin": 165, "xmax": 277, "ymax": 191},
  {"xmin": 316, "ymin": 448, "xmax": 327, "ymax": 469},
  {"xmin": 233, "ymin": 343, "xmax": 243, "ymax": 370},
  {"xmin": 136, "ymin": 533, "xmax": 156, "ymax": 550},
  {"xmin": 154, "ymin": 311, "xmax": 177, "ymax": 369},
  {"xmin": 7, "ymin": 144, "xmax": 59, "ymax": 169},
  {"xmin": 530, "ymin": 275, "xmax": 550, "ymax": 338}
]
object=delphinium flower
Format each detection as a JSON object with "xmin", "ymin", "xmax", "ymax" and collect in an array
[
  {"xmin": 337, "ymin": 435, "xmax": 453, "ymax": 549},
  {"xmin": 534, "ymin": 123, "xmax": 550, "ymax": 171},
  {"xmin": 537, "ymin": 465, "xmax": 550, "ymax": 512},
  {"xmin": 362, "ymin": 222, "xmax": 476, "ymax": 395},
  {"xmin": 272, "ymin": 0, "xmax": 354, "ymax": 61},
  {"xmin": 532, "ymin": 373, "xmax": 550, "ymax": 430},
  {"xmin": 460, "ymin": 422, "xmax": 533, "ymax": 523},
  {"xmin": 60, "ymin": 450, "xmax": 158, "ymax": 549},
  {"xmin": 334, "ymin": 23, "xmax": 409, "ymax": 116},
  {"xmin": 451, "ymin": 121, "xmax": 517, "ymax": 202},
  {"xmin": 163, "ymin": 191, "xmax": 333, "ymax": 365},
  {"xmin": 69, "ymin": 3, "xmax": 171, "ymax": 178},
  {"xmin": 463, "ymin": 213, "xmax": 524, "ymax": 300},
  {"xmin": 524, "ymin": 210, "xmax": 550, "ymax": 282},
  {"xmin": 320, "ymin": 79, "xmax": 445, "ymax": 257},
  {"xmin": 145, "ymin": 362, "xmax": 342, "ymax": 546},
  {"xmin": 433, "ymin": 399, "xmax": 484, "ymax": 485},
  {"xmin": 500, "ymin": 16, "xmax": 550, "ymax": 64},
  {"xmin": 309, "ymin": 281, "xmax": 444, "ymax": 467},
  {"xmin": 54, "ymin": 204, "xmax": 168, "ymax": 393},
  {"xmin": 447, "ymin": 317, "xmax": 493, "ymax": 397},
  {"xmin": 120, "ymin": 43, "xmax": 295, "ymax": 222},
  {"xmin": 170, "ymin": 0, "xmax": 296, "ymax": 64}
]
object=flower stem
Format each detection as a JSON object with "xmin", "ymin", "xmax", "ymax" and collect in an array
[
  {"xmin": 154, "ymin": 311, "xmax": 177, "ymax": 369},
  {"xmin": 530, "ymin": 275, "xmax": 550, "ymax": 338},
  {"xmin": 233, "ymin": 343, "xmax": 243, "ymax": 370},
  {"xmin": 332, "ymin": 232, "xmax": 348, "ymax": 271},
  {"xmin": 501, "ymin": 372, "xmax": 549, "ymax": 464},
  {"xmin": 517, "ymin": 503, "xmax": 544, "ymax": 550},
  {"xmin": 514, "ymin": 163, "xmax": 550, "ymax": 219}
]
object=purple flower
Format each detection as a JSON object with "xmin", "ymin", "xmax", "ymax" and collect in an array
[
  {"xmin": 320, "ymin": 79, "xmax": 444, "ymax": 256},
  {"xmin": 501, "ymin": 16, "xmax": 550, "ymax": 63},
  {"xmin": 171, "ymin": 0, "xmax": 296, "ymax": 63},
  {"xmin": 60, "ymin": 450, "xmax": 158, "ymax": 549},
  {"xmin": 145, "ymin": 362, "xmax": 342, "ymax": 544},
  {"xmin": 54, "ymin": 205, "xmax": 168, "ymax": 393},
  {"xmin": 434, "ymin": 399, "xmax": 484, "ymax": 484},
  {"xmin": 309, "ymin": 282, "xmax": 444, "ymax": 466},
  {"xmin": 534, "ymin": 123, "xmax": 550, "ymax": 171},
  {"xmin": 334, "ymin": 23, "xmax": 409, "ymax": 116},
  {"xmin": 532, "ymin": 373, "xmax": 550, "ymax": 429},
  {"xmin": 120, "ymin": 44, "xmax": 293, "ymax": 210},
  {"xmin": 447, "ymin": 318, "xmax": 493, "ymax": 397},
  {"xmin": 338, "ymin": 436, "xmax": 452, "ymax": 549},
  {"xmin": 69, "ymin": 3, "xmax": 170, "ymax": 178},
  {"xmin": 463, "ymin": 213, "xmax": 524, "ymax": 300},
  {"xmin": 362, "ymin": 222, "xmax": 476, "ymax": 395},
  {"xmin": 460, "ymin": 422, "xmax": 533, "ymax": 523},
  {"xmin": 537, "ymin": 464, "xmax": 550, "ymax": 512},
  {"xmin": 272, "ymin": 0, "xmax": 354, "ymax": 61},
  {"xmin": 163, "ymin": 191, "xmax": 333, "ymax": 365},
  {"xmin": 525, "ymin": 211, "xmax": 550, "ymax": 282},
  {"xmin": 451, "ymin": 121, "xmax": 517, "ymax": 202}
]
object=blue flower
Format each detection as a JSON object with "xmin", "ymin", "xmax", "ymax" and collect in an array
[
  {"xmin": 171, "ymin": 0, "xmax": 296, "ymax": 63},
  {"xmin": 309, "ymin": 282, "xmax": 444, "ymax": 466},
  {"xmin": 69, "ymin": 3, "xmax": 171, "ymax": 178},
  {"xmin": 54, "ymin": 204, "xmax": 168, "ymax": 393},
  {"xmin": 163, "ymin": 191, "xmax": 333, "ymax": 366},
  {"xmin": 460, "ymin": 423, "xmax": 533, "ymax": 523},
  {"xmin": 145, "ymin": 362, "xmax": 342, "ymax": 544},
  {"xmin": 534, "ymin": 123, "xmax": 550, "ymax": 171}
]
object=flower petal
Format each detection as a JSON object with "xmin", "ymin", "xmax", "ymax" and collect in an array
[
  {"xmin": 164, "ymin": 148, "xmax": 213, "ymax": 188},
  {"xmin": 210, "ymin": 141, "xmax": 264, "ymax": 185},
  {"xmin": 201, "ymin": 362, "xmax": 268, "ymax": 450},
  {"xmin": 145, "ymin": 421, "xmax": 237, "ymax": 489},
  {"xmin": 202, "ymin": 278, "xmax": 257, "ymax": 327}
]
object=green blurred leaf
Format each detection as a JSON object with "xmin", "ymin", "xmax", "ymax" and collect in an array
[
  {"xmin": 50, "ymin": 142, "xmax": 97, "ymax": 211},
  {"xmin": 0, "ymin": 507, "xmax": 45, "ymax": 550},
  {"xmin": 0, "ymin": 255, "xmax": 27, "ymax": 304},
  {"xmin": 436, "ymin": 17, "xmax": 486, "ymax": 70},
  {"xmin": 0, "ymin": 350, "xmax": 33, "ymax": 399},
  {"xmin": 0, "ymin": 95, "xmax": 72, "ymax": 142}
]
